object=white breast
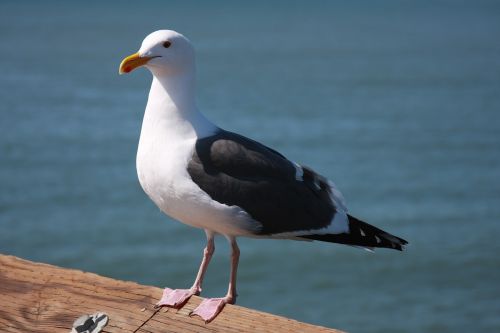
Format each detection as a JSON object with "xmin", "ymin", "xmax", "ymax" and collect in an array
[
  {"xmin": 135, "ymin": 76, "xmax": 261, "ymax": 236},
  {"xmin": 136, "ymin": 133, "xmax": 195, "ymax": 216}
]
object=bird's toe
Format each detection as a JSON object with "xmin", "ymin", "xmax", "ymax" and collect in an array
[
  {"xmin": 190, "ymin": 297, "xmax": 228, "ymax": 323},
  {"xmin": 155, "ymin": 287, "xmax": 196, "ymax": 309}
]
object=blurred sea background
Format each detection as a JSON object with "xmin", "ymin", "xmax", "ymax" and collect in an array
[{"xmin": 1, "ymin": 1, "xmax": 499, "ymax": 332}]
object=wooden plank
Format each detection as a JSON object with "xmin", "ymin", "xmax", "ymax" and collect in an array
[{"xmin": 0, "ymin": 255, "xmax": 344, "ymax": 332}]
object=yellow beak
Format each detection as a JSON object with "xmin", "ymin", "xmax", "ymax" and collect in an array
[{"xmin": 119, "ymin": 53, "xmax": 154, "ymax": 74}]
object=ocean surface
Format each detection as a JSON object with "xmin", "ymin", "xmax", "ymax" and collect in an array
[{"xmin": 1, "ymin": 1, "xmax": 499, "ymax": 332}]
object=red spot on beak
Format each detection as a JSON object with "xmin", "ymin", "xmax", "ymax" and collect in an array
[{"xmin": 125, "ymin": 66, "xmax": 131, "ymax": 73}]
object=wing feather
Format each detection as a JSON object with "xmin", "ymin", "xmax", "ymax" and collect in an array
[{"xmin": 187, "ymin": 130, "xmax": 340, "ymax": 235}]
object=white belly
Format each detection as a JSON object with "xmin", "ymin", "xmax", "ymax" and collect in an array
[{"xmin": 136, "ymin": 133, "xmax": 261, "ymax": 236}]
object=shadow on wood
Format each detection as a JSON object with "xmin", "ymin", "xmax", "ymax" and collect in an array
[{"xmin": 0, "ymin": 254, "xmax": 344, "ymax": 332}]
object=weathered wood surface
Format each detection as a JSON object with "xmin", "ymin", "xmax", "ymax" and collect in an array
[{"xmin": 0, "ymin": 255, "xmax": 344, "ymax": 332}]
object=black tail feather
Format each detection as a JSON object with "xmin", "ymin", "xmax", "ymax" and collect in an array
[{"xmin": 300, "ymin": 214, "xmax": 408, "ymax": 251}]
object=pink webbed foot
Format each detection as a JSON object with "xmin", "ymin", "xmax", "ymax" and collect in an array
[
  {"xmin": 190, "ymin": 297, "xmax": 233, "ymax": 323},
  {"xmin": 155, "ymin": 287, "xmax": 198, "ymax": 309}
]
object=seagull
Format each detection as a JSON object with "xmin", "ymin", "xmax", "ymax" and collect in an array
[{"xmin": 119, "ymin": 30, "xmax": 408, "ymax": 322}]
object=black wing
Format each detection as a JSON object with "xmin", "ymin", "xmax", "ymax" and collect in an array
[{"xmin": 187, "ymin": 129, "xmax": 337, "ymax": 235}]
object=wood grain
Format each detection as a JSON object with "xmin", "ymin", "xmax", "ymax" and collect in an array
[{"xmin": 0, "ymin": 255, "xmax": 344, "ymax": 332}]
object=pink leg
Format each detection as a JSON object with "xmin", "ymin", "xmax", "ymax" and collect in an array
[
  {"xmin": 156, "ymin": 231, "xmax": 215, "ymax": 309},
  {"xmin": 191, "ymin": 237, "xmax": 240, "ymax": 322}
]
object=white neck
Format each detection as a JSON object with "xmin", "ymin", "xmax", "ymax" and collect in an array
[{"xmin": 142, "ymin": 69, "xmax": 218, "ymax": 140}]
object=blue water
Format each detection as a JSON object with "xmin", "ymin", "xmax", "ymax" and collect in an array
[{"xmin": 1, "ymin": 1, "xmax": 500, "ymax": 332}]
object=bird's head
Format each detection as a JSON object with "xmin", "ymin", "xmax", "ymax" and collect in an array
[{"xmin": 119, "ymin": 30, "xmax": 195, "ymax": 76}]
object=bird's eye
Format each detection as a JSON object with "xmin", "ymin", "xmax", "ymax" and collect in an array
[{"xmin": 163, "ymin": 41, "xmax": 171, "ymax": 48}]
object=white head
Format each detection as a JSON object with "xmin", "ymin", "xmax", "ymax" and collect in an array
[{"xmin": 119, "ymin": 30, "xmax": 195, "ymax": 77}]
